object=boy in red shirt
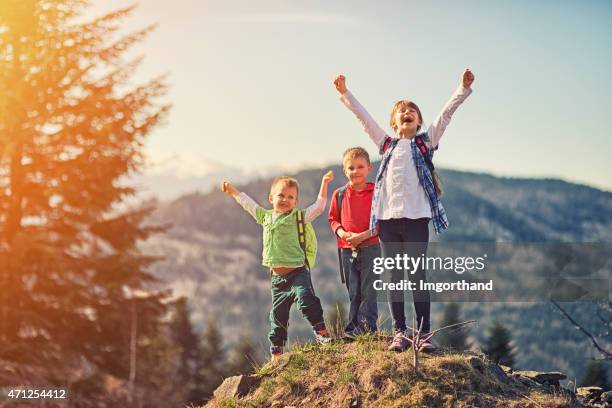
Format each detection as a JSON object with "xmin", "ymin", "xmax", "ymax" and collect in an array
[{"xmin": 328, "ymin": 147, "xmax": 381, "ymax": 339}]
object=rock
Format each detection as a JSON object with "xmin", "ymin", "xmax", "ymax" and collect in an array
[
  {"xmin": 577, "ymin": 386, "xmax": 604, "ymax": 400},
  {"xmin": 500, "ymin": 365, "xmax": 512, "ymax": 375},
  {"xmin": 601, "ymin": 391, "xmax": 612, "ymax": 403},
  {"xmin": 488, "ymin": 364, "xmax": 509, "ymax": 383},
  {"xmin": 213, "ymin": 375, "xmax": 258, "ymax": 399},
  {"xmin": 514, "ymin": 370, "xmax": 566, "ymax": 384},
  {"xmin": 516, "ymin": 375, "xmax": 540, "ymax": 388},
  {"xmin": 468, "ymin": 356, "xmax": 485, "ymax": 373},
  {"xmin": 464, "ymin": 350, "xmax": 488, "ymax": 359}
]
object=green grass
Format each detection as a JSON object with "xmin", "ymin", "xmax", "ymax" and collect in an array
[
  {"xmin": 218, "ymin": 397, "xmax": 239, "ymax": 408},
  {"xmin": 336, "ymin": 370, "xmax": 357, "ymax": 385},
  {"xmin": 205, "ymin": 335, "xmax": 575, "ymax": 408}
]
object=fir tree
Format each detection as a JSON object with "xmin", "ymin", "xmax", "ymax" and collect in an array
[
  {"xmin": 131, "ymin": 320, "xmax": 186, "ymax": 407},
  {"xmin": 201, "ymin": 319, "xmax": 226, "ymax": 398},
  {"xmin": 0, "ymin": 0, "xmax": 170, "ymax": 401},
  {"xmin": 579, "ymin": 360, "xmax": 611, "ymax": 391},
  {"xmin": 437, "ymin": 302, "xmax": 469, "ymax": 351},
  {"xmin": 170, "ymin": 297, "xmax": 209, "ymax": 405},
  {"xmin": 483, "ymin": 321, "xmax": 515, "ymax": 367},
  {"xmin": 227, "ymin": 336, "xmax": 256, "ymax": 376}
]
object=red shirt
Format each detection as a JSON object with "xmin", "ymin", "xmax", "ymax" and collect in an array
[{"xmin": 328, "ymin": 182, "xmax": 379, "ymax": 249}]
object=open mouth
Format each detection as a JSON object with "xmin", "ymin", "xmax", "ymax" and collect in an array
[{"xmin": 402, "ymin": 116, "xmax": 414, "ymax": 124}]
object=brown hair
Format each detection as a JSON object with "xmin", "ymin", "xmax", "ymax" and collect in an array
[
  {"xmin": 342, "ymin": 146, "xmax": 371, "ymax": 166},
  {"xmin": 270, "ymin": 176, "xmax": 299, "ymax": 196},
  {"xmin": 389, "ymin": 100, "xmax": 423, "ymax": 131}
]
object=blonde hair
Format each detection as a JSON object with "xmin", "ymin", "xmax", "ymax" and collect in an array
[
  {"xmin": 389, "ymin": 100, "xmax": 423, "ymax": 131},
  {"xmin": 270, "ymin": 176, "xmax": 299, "ymax": 196},
  {"xmin": 342, "ymin": 146, "xmax": 371, "ymax": 166}
]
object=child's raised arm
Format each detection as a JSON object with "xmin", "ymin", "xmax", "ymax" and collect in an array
[
  {"xmin": 304, "ymin": 170, "xmax": 334, "ymax": 223},
  {"xmin": 334, "ymin": 74, "xmax": 387, "ymax": 149},
  {"xmin": 221, "ymin": 180, "xmax": 261, "ymax": 221},
  {"xmin": 427, "ymin": 68, "xmax": 475, "ymax": 148}
]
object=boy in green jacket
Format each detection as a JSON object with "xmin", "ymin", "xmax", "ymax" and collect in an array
[{"xmin": 221, "ymin": 171, "xmax": 334, "ymax": 358}]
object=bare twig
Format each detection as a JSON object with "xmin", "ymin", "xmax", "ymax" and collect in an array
[
  {"xmin": 596, "ymin": 305, "xmax": 611, "ymax": 326},
  {"xmin": 406, "ymin": 317, "xmax": 478, "ymax": 376},
  {"xmin": 406, "ymin": 320, "xmax": 478, "ymax": 344},
  {"xmin": 410, "ymin": 315, "xmax": 425, "ymax": 375},
  {"xmin": 551, "ymin": 300, "xmax": 611, "ymax": 360}
]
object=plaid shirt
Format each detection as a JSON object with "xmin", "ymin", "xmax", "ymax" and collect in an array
[{"xmin": 370, "ymin": 131, "xmax": 449, "ymax": 234}]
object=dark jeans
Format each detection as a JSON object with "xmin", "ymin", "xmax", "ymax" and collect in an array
[
  {"xmin": 268, "ymin": 267, "xmax": 324, "ymax": 347},
  {"xmin": 378, "ymin": 218, "xmax": 430, "ymax": 333},
  {"xmin": 341, "ymin": 243, "xmax": 381, "ymax": 332}
]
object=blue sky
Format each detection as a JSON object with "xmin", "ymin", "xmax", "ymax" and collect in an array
[{"xmin": 89, "ymin": 0, "xmax": 612, "ymax": 191}]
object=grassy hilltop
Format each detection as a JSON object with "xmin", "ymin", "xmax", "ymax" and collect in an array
[{"xmin": 204, "ymin": 334, "xmax": 585, "ymax": 408}]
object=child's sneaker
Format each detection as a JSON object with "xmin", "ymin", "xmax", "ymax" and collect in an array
[
  {"xmin": 419, "ymin": 337, "xmax": 437, "ymax": 353},
  {"xmin": 270, "ymin": 345, "xmax": 283, "ymax": 360},
  {"xmin": 313, "ymin": 323, "xmax": 332, "ymax": 345},
  {"xmin": 343, "ymin": 326, "xmax": 365, "ymax": 341},
  {"xmin": 388, "ymin": 330, "xmax": 410, "ymax": 352}
]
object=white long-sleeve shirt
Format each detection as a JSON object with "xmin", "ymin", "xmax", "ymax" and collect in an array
[
  {"xmin": 234, "ymin": 192, "xmax": 326, "ymax": 223},
  {"xmin": 340, "ymin": 84, "xmax": 472, "ymax": 221}
]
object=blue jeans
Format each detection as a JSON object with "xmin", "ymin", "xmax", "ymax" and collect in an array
[
  {"xmin": 341, "ymin": 244, "xmax": 381, "ymax": 332},
  {"xmin": 268, "ymin": 267, "xmax": 324, "ymax": 347}
]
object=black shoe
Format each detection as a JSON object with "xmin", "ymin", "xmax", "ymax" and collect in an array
[{"xmin": 343, "ymin": 327, "xmax": 362, "ymax": 341}]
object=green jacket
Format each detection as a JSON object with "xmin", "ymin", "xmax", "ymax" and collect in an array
[{"xmin": 255, "ymin": 207, "xmax": 306, "ymax": 268}]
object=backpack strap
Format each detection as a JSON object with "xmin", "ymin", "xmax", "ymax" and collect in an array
[
  {"xmin": 296, "ymin": 209, "xmax": 309, "ymax": 270},
  {"xmin": 414, "ymin": 134, "xmax": 435, "ymax": 173},
  {"xmin": 336, "ymin": 186, "xmax": 347, "ymax": 284},
  {"xmin": 380, "ymin": 136, "xmax": 394, "ymax": 155},
  {"xmin": 337, "ymin": 185, "xmax": 347, "ymax": 223},
  {"xmin": 296, "ymin": 210, "xmax": 316, "ymax": 294},
  {"xmin": 415, "ymin": 134, "xmax": 443, "ymax": 196}
]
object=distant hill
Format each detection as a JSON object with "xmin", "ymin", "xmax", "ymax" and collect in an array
[{"xmin": 142, "ymin": 163, "xmax": 612, "ymax": 381}]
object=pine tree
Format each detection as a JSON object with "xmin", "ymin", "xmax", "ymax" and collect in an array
[
  {"xmin": 169, "ymin": 297, "xmax": 210, "ymax": 405},
  {"xmin": 201, "ymin": 319, "xmax": 226, "ymax": 399},
  {"xmin": 483, "ymin": 321, "xmax": 515, "ymax": 367},
  {"xmin": 131, "ymin": 320, "xmax": 186, "ymax": 407},
  {"xmin": 579, "ymin": 360, "xmax": 611, "ymax": 391},
  {"xmin": 227, "ymin": 336, "xmax": 256, "ymax": 376},
  {"xmin": 0, "ymin": 0, "xmax": 169, "ymax": 401},
  {"xmin": 437, "ymin": 302, "xmax": 469, "ymax": 351}
]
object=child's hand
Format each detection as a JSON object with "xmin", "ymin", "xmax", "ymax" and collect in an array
[
  {"xmin": 322, "ymin": 170, "xmax": 334, "ymax": 184},
  {"xmin": 318, "ymin": 170, "xmax": 334, "ymax": 199},
  {"xmin": 346, "ymin": 232, "xmax": 369, "ymax": 247},
  {"xmin": 345, "ymin": 234, "xmax": 363, "ymax": 247},
  {"xmin": 333, "ymin": 75, "xmax": 347, "ymax": 94},
  {"xmin": 347, "ymin": 230, "xmax": 370, "ymax": 247},
  {"xmin": 221, "ymin": 181, "xmax": 239, "ymax": 197},
  {"xmin": 339, "ymin": 230, "xmax": 355, "ymax": 241},
  {"xmin": 462, "ymin": 68, "xmax": 475, "ymax": 88}
]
